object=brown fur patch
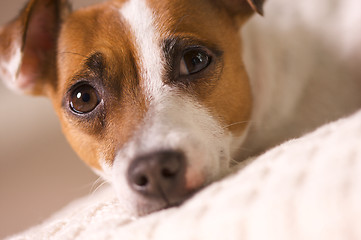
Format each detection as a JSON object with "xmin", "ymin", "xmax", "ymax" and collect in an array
[{"xmin": 54, "ymin": 1, "xmax": 147, "ymax": 169}]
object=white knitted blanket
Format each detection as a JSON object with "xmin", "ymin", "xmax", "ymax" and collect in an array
[{"xmin": 7, "ymin": 109, "xmax": 361, "ymax": 240}]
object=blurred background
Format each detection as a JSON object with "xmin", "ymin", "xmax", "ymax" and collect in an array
[{"xmin": 0, "ymin": 0, "xmax": 102, "ymax": 238}]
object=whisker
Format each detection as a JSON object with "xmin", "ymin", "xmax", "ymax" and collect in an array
[
  {"xmin": 91, "ymin": 180, "xmax": 108, "ymax": 196},
  {"xmin": 222, "ymin": 119, "xmax": 265, "ymax": 130},
  {"xmin": 229, "ymin": 156, "xmax": 255, "ymax": 171},
  {"xmin": 57, "ymin": 51, "xmax": 88, "ymax": 59},
  {"xmin": 171, "ymin": 14, "xmax": 190, "ymax": 35},
  {"xmin": 222, "ymin": 121, "xmax": 250, "ymax": 130},
  {"xmin": 89, "ymin": 176, "xmax": 107, "ymax": 195},
  {"xmin": 229, "ymin": 157, "xmax": 239, "ymax": 166}
]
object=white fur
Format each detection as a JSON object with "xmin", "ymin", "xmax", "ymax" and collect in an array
[
  {"xmin": 241, "ymin": 0, "xmax": 361, "ymax": 157},
  {"xmin": 120, "ymin": 0, "xmax": 165, "ymax": 101},
  {"xmin": 0, "ymin": 43, "xmax": 22, "ymax": 92}
]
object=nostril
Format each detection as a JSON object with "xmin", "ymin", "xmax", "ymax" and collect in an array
[
  {"xmin": 161, "ymin": 168, "xmax": 176, "ymax": 178},
  {"xmin": 161, "ymin": 156, "xmax": 181, "ymax": 179},
  {"xmin": 134, "ymin": 175, "xmax": 148, "ymax": 187}
]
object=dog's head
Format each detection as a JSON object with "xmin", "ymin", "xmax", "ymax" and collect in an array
[{"xmin": 0, "ymin": 0, "xmax": 263, "ymax": 215}]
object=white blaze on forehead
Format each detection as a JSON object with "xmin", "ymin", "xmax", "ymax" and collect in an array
[{"xmin": 120, "ymin": 0, "xmax": 165, "ymax": 101}]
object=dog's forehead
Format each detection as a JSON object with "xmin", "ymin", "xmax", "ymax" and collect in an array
[
  {"xmin": 60, "ymin": 0, "xmax": 202, "ymax": 52},
  {"xmin": 58, "ymin": 0, "xmax": 222, "ymax": 62},
  {"xmin": 57, "ymin": 0, "xmax": 224, "ymax": 95}
]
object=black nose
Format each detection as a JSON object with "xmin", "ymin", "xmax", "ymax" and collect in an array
[{"xmin": 127, "ymin": 150, "xmax": 186, "ymax": 204}]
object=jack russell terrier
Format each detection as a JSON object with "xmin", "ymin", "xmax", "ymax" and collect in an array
[
  {"xmin": 1, "ymin": 0, "xmax": 360, "ymax": 216},
  {"xmin": 0, "ymin": 0, "xmax": 264, "ymax": 215}
]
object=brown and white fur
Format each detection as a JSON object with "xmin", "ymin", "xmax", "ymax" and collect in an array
[
  {"xmin": 0, "ymin": 0, "xmax": 264, "ymax": 215},
  {"xmin": 1, "ymin": 0, "xmax": 361, "ymax": 216}
]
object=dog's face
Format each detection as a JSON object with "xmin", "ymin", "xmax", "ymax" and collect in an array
[{"xmin": 0, "ymin": 0, "xmax": 263, "ymax": 215}]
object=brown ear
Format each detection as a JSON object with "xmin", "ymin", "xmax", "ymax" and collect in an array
[
  {"xmin": 217, "ymin": 0, "xmax": 265, "ymax": 17},
  {"xmin": 0, "ymin": 0, "xmax": 71, "ymax": 96},
  {"xmin": 247, "ymin": 0, "xmax": 265, "ymax": 15}
]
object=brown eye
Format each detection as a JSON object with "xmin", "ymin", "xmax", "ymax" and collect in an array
[
  {"xmin": 179, "ymin": 49, "xmax": 211, "ymax": 76},
  {"xmin": 69, "ymin": 84, "xmax": 100, "ymax": 114}
]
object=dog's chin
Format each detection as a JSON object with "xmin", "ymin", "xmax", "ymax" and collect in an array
[
  {"xmin": 135, "ymin": 200, "xmax": 181, "ymax": 216},
  {"xmin": 131, "ymin": 186, "xmax": 203, "ymax": 216}
]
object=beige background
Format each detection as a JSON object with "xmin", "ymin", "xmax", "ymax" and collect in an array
[{"xmin": 0, "ymin": 0, "xmax": 103, "ymax": 238}]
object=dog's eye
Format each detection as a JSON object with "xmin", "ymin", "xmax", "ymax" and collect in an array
[
  {"xmin": 180, "ymin": 49, "xmax": 211, "ymax": 76},
  {"xmin": 69, "ymin": 84, "xmax": 100, "ymax": 114}
]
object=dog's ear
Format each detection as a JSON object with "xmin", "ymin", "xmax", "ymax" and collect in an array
[
  {"xmin": 0, "ymin": 0, "xmax": 71, "ymax": 96},
  {"xmin": 216, "ymin": 0, "xmax": 265, "ymax": 17},
  {"xmin": 245, "ymin": 0, "xmax": 265, "ymax": 15}
]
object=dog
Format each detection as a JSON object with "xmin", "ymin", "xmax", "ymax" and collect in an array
[
  {"xmin": 0, "ymin": 0, "xmax": 264, "ymax": 215},
  {"xmin": 2, "ymin": 0, "xmax": 361, "ymax": 216}
]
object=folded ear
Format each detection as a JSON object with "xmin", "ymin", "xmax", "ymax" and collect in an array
[
  {"xmin": 246, "ymin": 0, "xmax": 265, "ymax": 15},
  {"xmin": 217, "ymin": 0, "xmax": 265, "ymax": 17},
  {"xmin": 0, "ymin": 0, "xmax": 71, "ymax": 96}
]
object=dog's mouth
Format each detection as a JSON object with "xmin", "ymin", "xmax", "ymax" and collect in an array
[
  {"xmin": 163, "ymin": 183, "xmax": 204, "ymax": 207},
  {"xmin": 136, "ymin": 184, "xmax": 204, "ymax": 216}
]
